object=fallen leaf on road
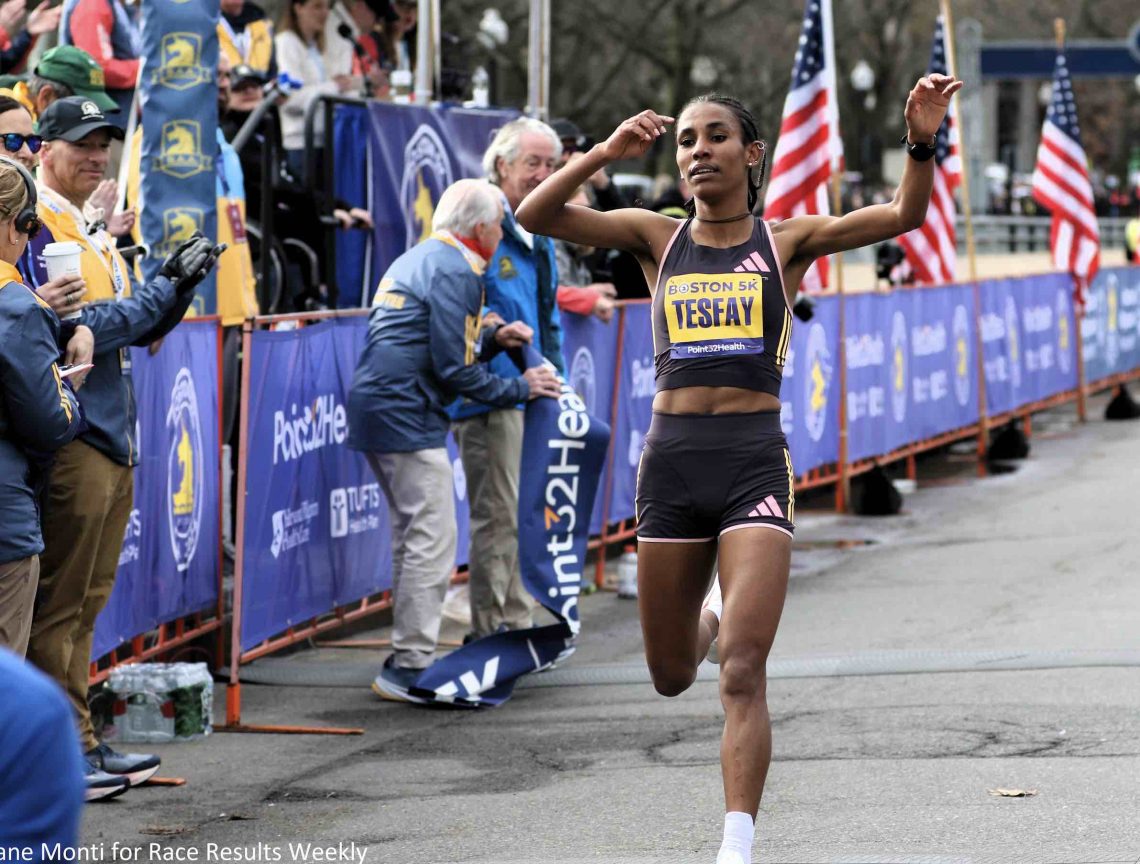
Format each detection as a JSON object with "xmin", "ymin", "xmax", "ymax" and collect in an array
[{"xmin": 988, "ymin": 788, "xmax": 1037, "ymax": 797}]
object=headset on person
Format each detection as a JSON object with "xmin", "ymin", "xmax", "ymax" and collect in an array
[{"xmin": 0, "ymin": 156, "xmax": 42, "ymax": 239}]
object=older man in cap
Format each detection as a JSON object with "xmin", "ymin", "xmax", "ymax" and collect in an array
[
  {"xmin": 19, "ymin": 96, "xmax": 225, "ymax": 802},
  {"xmin": 7, "ymin": 45, "xmax": 119, "ymax": 122}
]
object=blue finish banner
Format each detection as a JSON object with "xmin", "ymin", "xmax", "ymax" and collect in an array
[
  {"xmin": 240, "ymin": 318, "xmax": 390, "ymax": 651},
  {"xmin": 781, "ymin": 295, "xmax": 840, "ymax": 473},
  {"xmin": 138, "ymin": 0, "xmax": 219, "ymax": 314},
  {"xmin": 366, "ymin": 103, "xmax": 517, "ymax": 286},
  {"xmin": 410, "ymin": 349, "xmax": 610, "ymax": 706},
  {"xmin": 94, "ymin": 322, "xmax": 220, "ymax": 659},
  {"xmin": 561, "ymin": 310, "xmax": 620, "ymax": 533},
  {"xmin": 1082, "ymin": 267, "xmax": 1140, "ymax": 385},
  {"xmin": 608, "ymin": 304, "xmax": 655, "ymax": 525}
]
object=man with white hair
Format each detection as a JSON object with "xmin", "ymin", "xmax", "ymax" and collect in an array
[
  {"xmin": 451, "ymin": 117, "xmax": 564, "ymax": 642},
  {"xmin": 348, "ymin": 178, "xmax": 561, "ymax": 703}
]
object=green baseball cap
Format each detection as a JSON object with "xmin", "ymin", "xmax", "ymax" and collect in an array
[{"xmin": 34, "ymin": 46, "xmax": 119, "ymax": 113}]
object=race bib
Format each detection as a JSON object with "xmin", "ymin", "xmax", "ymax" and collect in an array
[{"xmin": 663, "ymin": 272, "xmax": 765, "ymax": 358}]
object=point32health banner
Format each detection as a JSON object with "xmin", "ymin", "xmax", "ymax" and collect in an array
[
  {"xmin": 138, "ymin": 0, "xmax": 219, "ymax": 314},
  {"xmin": 94, "ymin": 322, "xmax": 220, "ymax": 660},
  {"xmin": 409, "ymin": 348, "xmax": 610, "ymax": 707}
]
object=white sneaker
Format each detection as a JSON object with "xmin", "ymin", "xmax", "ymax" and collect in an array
[
  {"xmin": 702, "ymin": 573, "xmax": 723, "ymax": 665},
  {"xmin": 715, "ymin": 850, "xmax": 747, "ymax": 864}
]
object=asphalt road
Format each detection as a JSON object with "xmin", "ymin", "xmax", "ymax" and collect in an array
[{"xmin": 82, "ymin": 397, "xmax": 1140, "ymax": 864}]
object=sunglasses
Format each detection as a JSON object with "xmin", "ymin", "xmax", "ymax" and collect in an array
[{"xmin": 3, "ymin": 133, "xmax": 43, "ymax": 154}]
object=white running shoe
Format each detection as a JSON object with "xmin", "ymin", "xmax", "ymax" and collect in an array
[
  {"xmin": 715, "ymin": 849, "xmax": 747, "ymax": 864},
  {"xmin": 702, "ymin": 573, "xmax": 723, "ymax": 665}
]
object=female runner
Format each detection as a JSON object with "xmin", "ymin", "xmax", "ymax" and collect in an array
[{"xmin": 517, "ymin": 74, "xmax": 962, "ymax": 863}]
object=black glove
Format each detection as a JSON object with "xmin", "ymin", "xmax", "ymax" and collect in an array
[{"xmin": 159, "ymin": 232, "xmax": 227, "ymax": 295}]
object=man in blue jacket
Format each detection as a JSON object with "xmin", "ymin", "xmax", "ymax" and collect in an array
[
  {"xmin": 349, "ymin": 178, "xmax": 560, "ymax": 703},
  {"xmin": 451, "ymin": 118, "xmax": 564, "ymax": 641}
]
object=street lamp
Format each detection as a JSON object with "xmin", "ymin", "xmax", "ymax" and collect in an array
[
  {"xmin": 477, "ymin": 8, "xmax": 509, "ymax": 106},
  {"xmin": 850, "ymin": 60, "xmax": 876, "ymax": 181}
]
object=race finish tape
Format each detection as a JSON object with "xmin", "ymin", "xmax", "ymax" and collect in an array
[{"xmin": 409, "ymin": 346, "xmax": 611, "ymax": 707}]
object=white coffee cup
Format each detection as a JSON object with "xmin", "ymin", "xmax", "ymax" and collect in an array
[{"xmin": 42, "ymin": 241, "xmax": 84, "ymax": 320}]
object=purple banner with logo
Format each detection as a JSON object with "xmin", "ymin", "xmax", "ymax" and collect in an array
[
  {"xmin": 365, "ymin": 103, "xmax": 517, "ymax": 288},
  {"xmin": 138, "ymin": 0, "xmax": 219, "ymax": 313},
  {"xmin": 1082, "ymin": 267, "xmax": 1140, "ymax": 385},
  {"xmin": 981, "ymin": 273, "xmax": 1078, "ymax": 415},
  {"xmin": 560, "ymin": 310, "xmax": 620, "ymax": 533},
  {"xmin": 239, "ymin": 318, "xmax": 390, "ymax": 651},
  {"xmin": 94, "ymin": 322, "xmax": 220, "ymax": 660},
  {"xmin": 608, "ymin": 303, "xmax": 655, "ymax": 524},
  {"xmin": 781, "ymin": 295, "xmax": 840, "ymax": 473}
]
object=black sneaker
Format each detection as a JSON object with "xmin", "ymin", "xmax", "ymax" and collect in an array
[
  {"xmin": 86, "ymin": 742, "xmax": 161, "ymax": 786},
  {"xmin": 370, "ymin": 656, "xmax": 429, "ymax": 704},
  {"xmin": 84, "ymin": 758, "xmax": 130, "ymax": 802}
]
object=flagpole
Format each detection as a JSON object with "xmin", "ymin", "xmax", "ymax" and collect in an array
[
  {"xmin": 939, "ymin": 0, "xmax": 976, "ymax": 282},
  {"xmin": 1053, "ymin": 16, "xmax": 1087, "ymax": 422}
]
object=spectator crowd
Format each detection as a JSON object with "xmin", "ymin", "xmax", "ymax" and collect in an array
[{"xmin": 4, "ymin": 0, "xmax": 1133, "ymax": 850}]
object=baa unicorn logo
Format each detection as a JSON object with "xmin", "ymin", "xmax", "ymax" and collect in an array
[
  {"xmin": 167, "ymin": 369, "xmax": 204, "ymax": 572},
  {"xmin": 159, "ymin": 208, "xmax": 204, "ymax": 257},
  {"xmin": 153, "ymin": 33, "xmax": 211, "ymax": 90},
  {"xmin": 153, "ymin": 120, "xmax": 212, "ymax": 178},
  {"xmin": 401, "ymin": 125, "xmax": 453, "ymax": 252},
  {"xmin": 804, "ymin": 322, "xmax": 832, "ymax": 443}
]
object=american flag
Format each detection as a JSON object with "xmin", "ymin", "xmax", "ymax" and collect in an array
[
  {"xmin": 898, "ymin": 15, "xmax": 961, "ymax": 285},
  {"xmin": 1030, "ymin": 50, "xmax": 1099, "ymax": 308},
  {"xmin": 764, "ymin": 0, "xmax": 842, "ymax": 293}
]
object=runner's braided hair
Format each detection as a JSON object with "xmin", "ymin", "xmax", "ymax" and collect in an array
[{"xmin": 680, "ymin": 94, "xmax": 767, "ymax": 217}]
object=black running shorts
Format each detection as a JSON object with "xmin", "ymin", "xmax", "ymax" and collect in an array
[{"xmin": 635, "ymin": 410, "xmax": 795, "ymax": 541}]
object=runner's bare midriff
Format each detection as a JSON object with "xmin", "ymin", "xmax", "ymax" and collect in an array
[{"xmin": 653, "ymin": 385, "xmax": 781, "ymax": 415}]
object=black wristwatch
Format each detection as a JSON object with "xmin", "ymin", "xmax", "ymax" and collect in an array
[{"xmin": 900, "ymin": 133, "xmax": 937, "ymax": 162}]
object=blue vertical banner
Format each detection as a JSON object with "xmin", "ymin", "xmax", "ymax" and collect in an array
[
  {"xmin": 560, "ymin": 310, "xmax": 620, "ymax": 532},
  {"xmin": 1083, "ymin": 267, "xmax": 1140, "ymax": 385},
  {"xmin": 240, "ymin": 318, "xmax": 391, "ymax": 651},
  {"xmin": 447, "ymin": 431, "xmax": 471, "ymax": 568},
  {"xmin": 904, "ymin": 285, "xmax": 979, "ymax": 442},
  {"xmin": 138, "ymin": 0, "xmax": 219, "ymax": 314},
  {"xmin": 94, "ymin": 322, "xmax": 220, "ymax": 660},
  {"xmin": 782, "ymin": 294, "xmax": 840, "ymax": 473},
  {"xmin": 333, "ymin": 106, "xmax": 373, "ymax": 307},
  {"xmin": 366, "ymin": 104, "xmax": 517, "ymax": 282},
  {"xmin": 410, "ymin": 350, "xmax": 610, "ymax": 707},
  {"xmin": 608, "ymin": 303, "xmax": 654, "ymax": 524}
]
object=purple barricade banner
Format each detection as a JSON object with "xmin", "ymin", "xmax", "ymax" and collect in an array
[
  {"xmin": 94, "ymin": 322, "xmax": 220, "ymax": 659},
  {"xmin": 981, "ymin": 273, "xmax": 1078, "ymax": 416},
  {"xmin": 240, "ymin": 318, "xmax": 389, "ymax": 651},
  {"xmin": 608, "ymin": 304, "xmax": 655, "ymax": 525},
  {"xmin": 1082, "ymin": 267, "xmax": 1140, "ymax": 386},
  {"xmin": 782, "ymin": 294, "xmax": 841, "ymax": 473},
  {"xmin": 366, "ymin": 103, "xmax": 517, "ymax": 284},
  {"xmin": 560, "ymin": 310, "xmax": 620, "ymax": 533},
  {"xmin": 409, "ymin": 348, "xmax": 610, "ymax": 706}
]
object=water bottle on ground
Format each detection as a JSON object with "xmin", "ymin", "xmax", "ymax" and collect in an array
[{"xmin": 616, "ymin": 545, "xmax": 638, "ymax": 599}]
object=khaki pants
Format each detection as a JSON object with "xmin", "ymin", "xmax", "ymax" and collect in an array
[
  {"xmin": 0, "ymin": 556, "xmax": 39, "ymax": 656},
  {"xmin": 28, "ymin": 440, "xmax": 134, "ymax": 751},
  {"xmin": 453, "ymin": 409, "xmax": 533, "ymax": 638},
  {"xmin": 366, "ymin": 449, "xmax": 456, "ymax": 669}
]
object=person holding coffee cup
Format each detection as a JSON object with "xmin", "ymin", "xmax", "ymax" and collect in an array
[
  {"xmin": 0, "ymin": 157, "xmax": 83, "ymax": 657},
  {"xmin": 16, "ymin": 96, "xmax": 224, "ymax": 802}
]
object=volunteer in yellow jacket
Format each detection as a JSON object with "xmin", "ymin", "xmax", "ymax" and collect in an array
[{"xmin": 17, "ymin": 97, "xmax": 224, "ymax": 801}]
